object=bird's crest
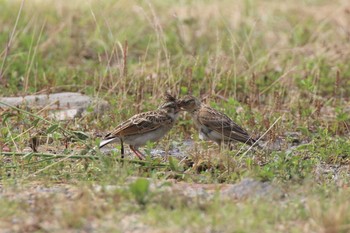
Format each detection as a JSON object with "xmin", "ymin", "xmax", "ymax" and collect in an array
[{"xmin": 164, "ymin": 91, "xmax": 177, "ymax": 102}]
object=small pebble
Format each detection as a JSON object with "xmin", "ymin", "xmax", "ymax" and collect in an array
[{"xmin": 23, "ymin": 147, "xmax": 34, "ymax": 153}]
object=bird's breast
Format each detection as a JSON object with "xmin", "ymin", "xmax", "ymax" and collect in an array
[{"xmin": 123, "ymin": 125, "xmax": 172, "ymax": 147}]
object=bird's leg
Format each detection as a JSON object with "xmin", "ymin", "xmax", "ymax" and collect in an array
[
  {"xmin": 130, "ymin": 145, "xmax": 145, "ymax": 160},
  {"xmin": 120, "ymin": 138, "xmax": 124, "ymax": 159},
  {"xmin": 135, "ymin": 148, "xmax": 146, "ymax": 160}
]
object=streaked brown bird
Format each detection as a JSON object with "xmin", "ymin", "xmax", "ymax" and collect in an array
[
  {"xmin": 178, "ymin": 95, "xmax": 256, "ymax": 148},
  {"xmin": 99, "ymin": 93, "xmax": 180, "ymax": 160}
]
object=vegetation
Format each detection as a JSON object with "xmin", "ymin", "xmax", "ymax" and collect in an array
[{"xmin": 0, "ymin": 0, "xmax": 349, "ymax": 232}]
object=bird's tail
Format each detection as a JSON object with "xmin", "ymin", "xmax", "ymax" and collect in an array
[
  {"xmin": 99, "ymin": 138, "xmax": 116, "ymax": 148},
  {"xmin": 245, "ymin": 136, "xmax": 267, "ymax": 149},
  {"xmin": 245, "ymin": 137, "xmax": 257, "ymax": 146},
  {"xmin": 232, "ymin": 133, "xmax": 258, "ymax": 146}
]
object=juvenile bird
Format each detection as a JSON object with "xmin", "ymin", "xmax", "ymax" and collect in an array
[
  {"xmin": 178, "ymin": 95, "xmax": 256, "ymax": 148},
  {"xmin": 99, "ymin": 94, "xmax": 180, "ymax": 160}
]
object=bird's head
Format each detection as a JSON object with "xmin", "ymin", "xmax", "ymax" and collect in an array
[
  {"xmin": 178, "ymin": 95, "xmax": 201, "ymax": 112},
  {"xmin": 158, "ymin": 92, "xmax": 181, "ymax": 117}
]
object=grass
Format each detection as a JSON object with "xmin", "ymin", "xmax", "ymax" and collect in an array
[{"xmin": 0, "ymin": 0, "xmax": 350, "ymax": 232}]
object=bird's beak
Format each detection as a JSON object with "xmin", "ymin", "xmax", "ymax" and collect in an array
[{"xmin": 176, "ymin": 100, "xmax": 185, "ymax": 110}]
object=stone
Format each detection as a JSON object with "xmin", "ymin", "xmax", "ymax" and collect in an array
[{"xmin": 0, "ymin": 92, "xmax": 109, "ymax": 120}]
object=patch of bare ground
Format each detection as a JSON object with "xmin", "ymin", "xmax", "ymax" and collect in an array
[{"xmin": 0, "ymin": 178, "xmax": 276, "ymax": 232}]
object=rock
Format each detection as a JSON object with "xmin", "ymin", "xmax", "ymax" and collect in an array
[
  {"xmin": 314, "ymin": 163, "xmax": 350, "ymax": 187},
  {"xmin": 221, "ymin": 178, "xmax": 274, "ymax": 199},
  {"xmin": 168, "ymin": 178, "xmax": 276, "ymax": 200},
  {"xmin": 0, "ymin": 92, "xmax": 109, "ymax": 120}
]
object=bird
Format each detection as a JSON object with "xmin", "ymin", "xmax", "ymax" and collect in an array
[
  {"xmin": 99, "ymin": 93, "xmax": 180, "ymax": 160},
  {"xmin": 178, "ymin": 95, "xmax": 257, "ymax": 148}
]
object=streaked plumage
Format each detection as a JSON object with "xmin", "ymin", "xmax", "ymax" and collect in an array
[
  {"xmin": 178, "ymin": 95, "xmax": 256, "ymax": 147},
  {"xmin": 99, "ymin": 94, "xmax": 180, "ymax": 160}
]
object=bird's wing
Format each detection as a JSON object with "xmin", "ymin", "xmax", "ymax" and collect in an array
[
  {"xmin": 104, "ymin": 110, "xmax": 173, "ymax": 139},
  {"xmin": 197, "ymin": 106, "xmax": 254, "ymax": 143}
]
